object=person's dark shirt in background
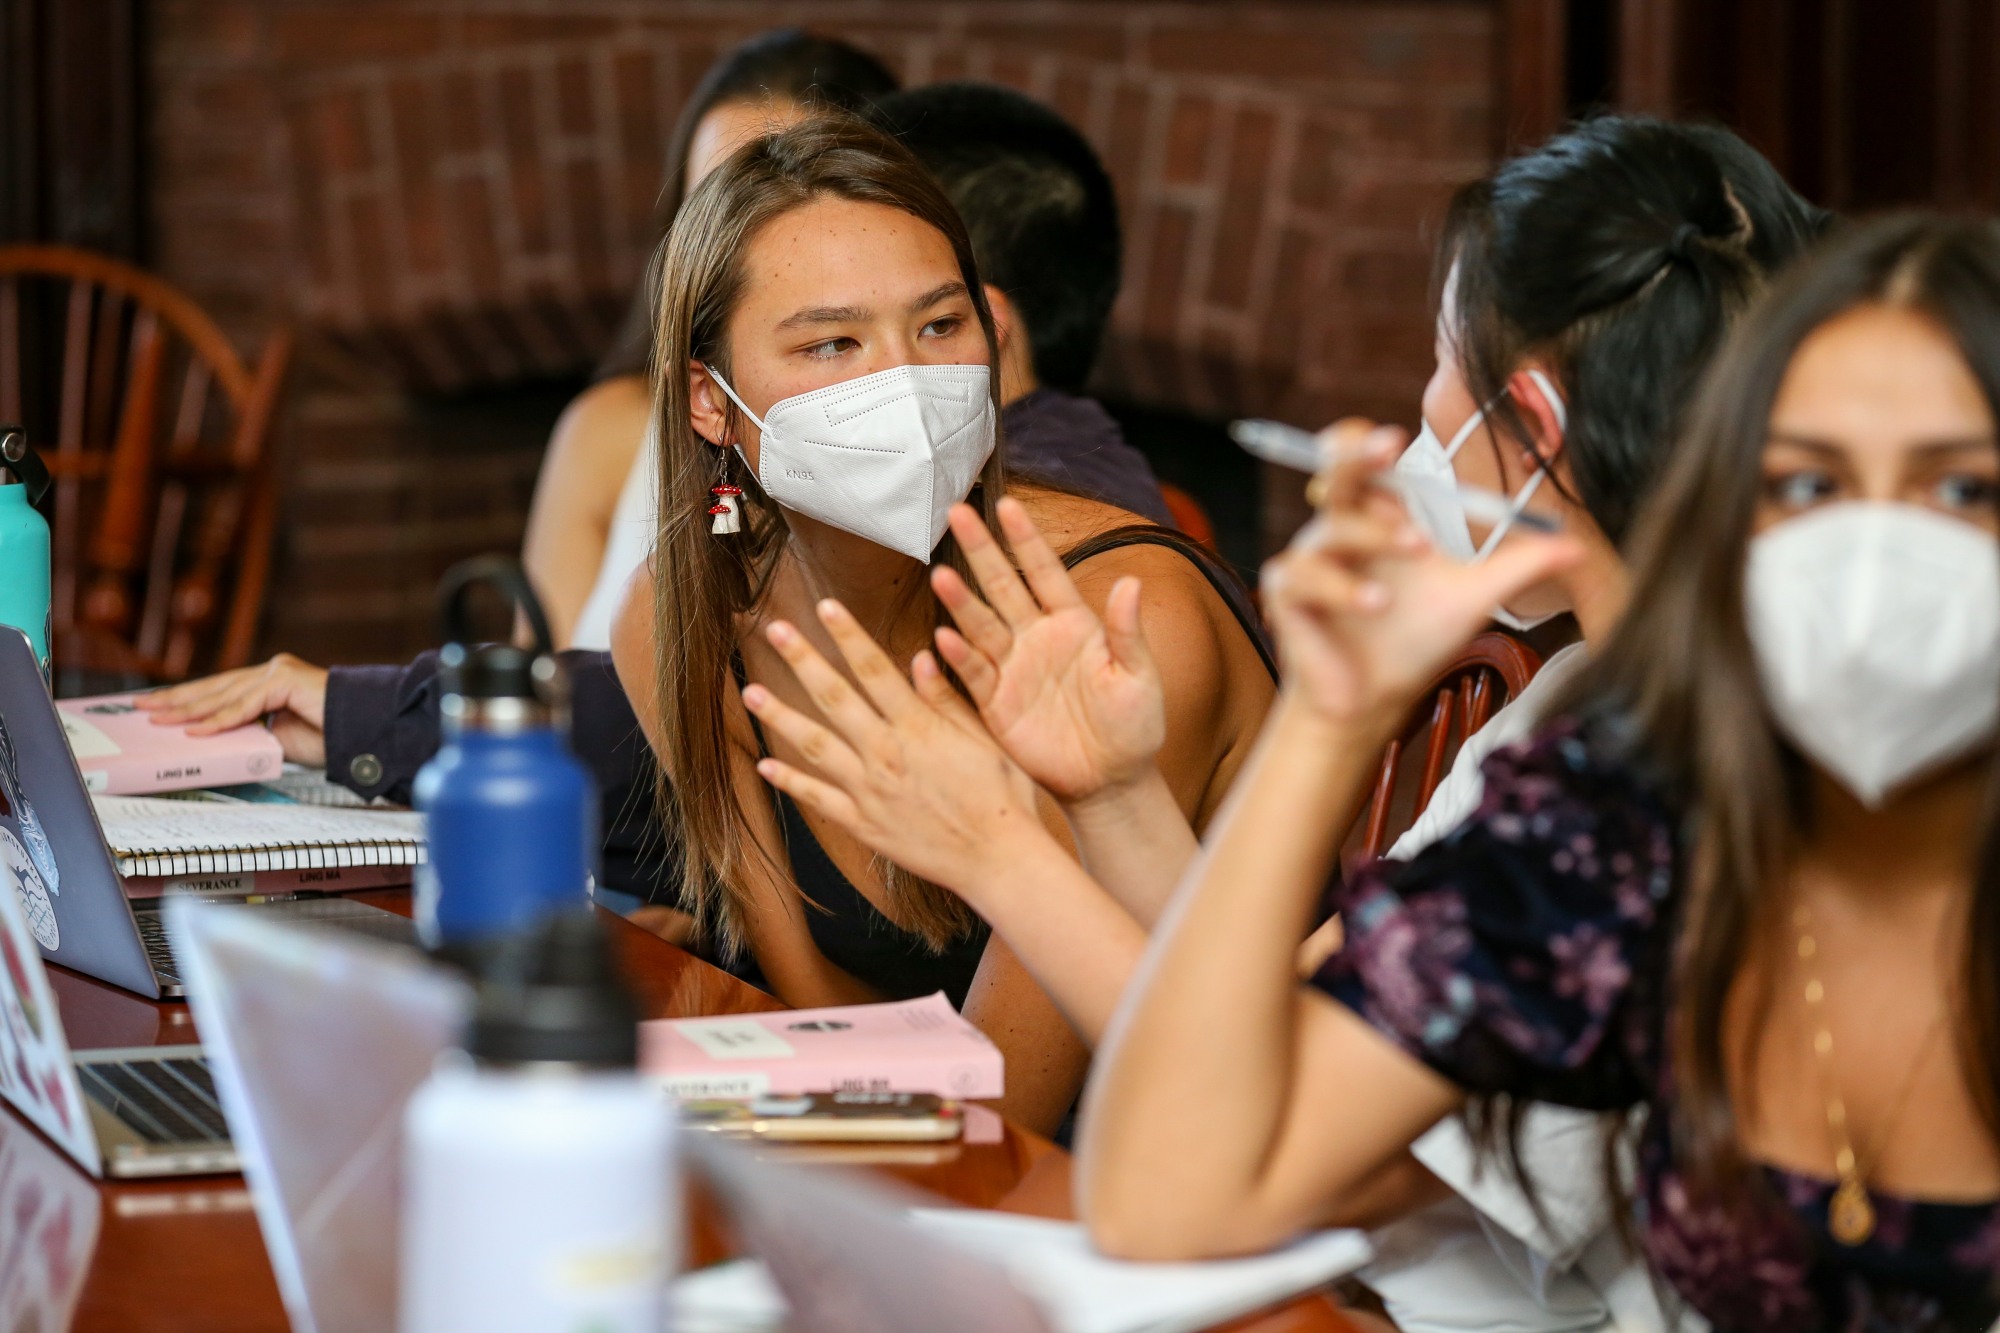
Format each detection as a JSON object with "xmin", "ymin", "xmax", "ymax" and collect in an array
[{"xmin": 1003, "ymin": 389, "xmax": 1172, "ymax": 526}]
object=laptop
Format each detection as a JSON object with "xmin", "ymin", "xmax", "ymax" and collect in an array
[
  {"xmin": 0, "ymin": 1091, "xmax": 101, "ymax": 1328},
  {"xmin": 0, "ymin": 626, "xmax": 415, "ymax": 998},
  {"xmin": 0, "ymin": 846, "xmax": 236, "ymax": 1177},
  {"xmin": 169, "ymin": 899, "xmax": 470, "ymax": 1333}
]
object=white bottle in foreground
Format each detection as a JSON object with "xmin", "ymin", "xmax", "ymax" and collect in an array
[{"xmin": 400, "ymin": 911, "xmax": 676, "ymax": 1333}]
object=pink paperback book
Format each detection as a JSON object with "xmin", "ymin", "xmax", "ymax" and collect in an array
[
  {"xmin": 641, "ymin": 992, "xmax": 1004, "ymax": 1102},
  {"xmin": 56, "ymin": 694, "xmax": 283, "ymax": 796}
]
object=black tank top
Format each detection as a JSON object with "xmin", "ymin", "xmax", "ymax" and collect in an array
[{"xmin": 742, "ymin": 526, "xmax": 1273, "ymax": 1007}]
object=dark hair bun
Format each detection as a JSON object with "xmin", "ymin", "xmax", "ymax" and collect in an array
[{"xmin": 1439, "ymin": 115, "xmax": 1825, "ymax": 550}]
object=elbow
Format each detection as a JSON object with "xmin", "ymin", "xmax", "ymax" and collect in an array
[
  {"xmin": 1089, "ymin": 1213, "xmax": 1222, "ymax": 1264},
  {"xmin": 1083, "ymin": 1178, "xmax": 1288, "ymax": 1263}
]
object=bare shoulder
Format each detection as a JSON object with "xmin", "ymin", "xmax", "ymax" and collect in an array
[
  {"xmin": 1010, "ymin": 482, "xmax": 1150, "ymax": 551},
  {"xmin": 1013, "ymin": 486, "xmax": 1246, "ymax": 706},
  {"xmin": 549, "ymin": 374, "xmax": 652, "ymax": 473},
  {"xmin": 1009, "ymin": 484, "xmax": 1226, "ymax": 619}
]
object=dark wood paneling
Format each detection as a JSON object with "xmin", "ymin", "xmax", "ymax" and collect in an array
[
  {"xmin": 1500, "ymin": 0, "xmax": 1570, "ymax": 149},
  {"xmin": 0, "ymin": 0, "xmax": 142, "ymax": 256},
  {"xmin": 1596, "ymin": 0, "xmax": 1999, "ymax": 214}
]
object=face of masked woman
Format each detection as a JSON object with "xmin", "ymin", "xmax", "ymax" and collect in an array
[
  {"xmin": 1746, "ymin": 302, "xmax": 2000, "ymax": 807},
  {"xmin": 1403, "ymin": 268, "xmax": 1574, "ymax": 629},
  {"xmin": 688, "ymin": 196, "xmax": 995, "ymax": 564}
]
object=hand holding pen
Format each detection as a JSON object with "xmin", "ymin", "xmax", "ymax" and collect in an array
[
  {"xmin": 1230, "ymin": 417, "xmax": 1560, "ymax": 535},
  {"xmin": 1248, "ymin": 419, "xmax": 1582, "ymax": 727}
]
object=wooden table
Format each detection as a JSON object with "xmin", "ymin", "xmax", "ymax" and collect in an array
[{"xmin": 25, "ymin": 891, "xmax": 1358, "ymax": 1333}]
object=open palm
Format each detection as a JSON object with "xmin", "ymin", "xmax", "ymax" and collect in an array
[
  {"xmin": 933, "ymin": 500, "xmax": 1165, "ymax": 803},
  {"xmin": 742, "ymin": 605, "xmax": 1047, "ymax": 903}
]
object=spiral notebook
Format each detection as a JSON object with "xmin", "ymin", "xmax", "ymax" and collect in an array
[{"xmin": 89, "ymin": 794, "xmax": 428, "ymax": 878}]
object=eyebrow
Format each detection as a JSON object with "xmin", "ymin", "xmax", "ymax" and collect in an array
[
  {"xmin": 1765, "ymin": 431, "xmax": 2000, "ymax": 455},
  {"xmin": 772, "ymin": 281, "xmax": 970, "ymax": 332},
  {"xmin": 776, "ymin": 304, "xmax": 869, "ymax": 330},
  {"xmin": 908, "ymin": 280, "xmax": 968, "ymax": 312}
]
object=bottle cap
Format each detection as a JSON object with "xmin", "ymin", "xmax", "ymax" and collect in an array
[
  {"xmin": 433, "ymin": 555, "xmax": 562, "ymax": 708},
  {"xmin": 466, "ymin": 910, "xmax": 640, "ymax": 1068},
  {"xmin": 438, "ymin": 641, "xmax": 558, "ymax": 702},
  {"xmin": 0, "ymin": 428, "xmax": 50, "ymax": 503}
]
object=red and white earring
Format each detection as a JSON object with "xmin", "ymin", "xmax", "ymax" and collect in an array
[{"xmin": 708, "ymin": 448, "xmax": 743, "ymax": 536}]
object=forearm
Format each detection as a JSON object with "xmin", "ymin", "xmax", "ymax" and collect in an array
[
  {"xmin": 323, "ymin": 655, "xmax": 447, "ymax": 804},
  {"xmin": 324, "ymin": 650, "xmax": 673, "ymax": 905},
  {"xmin": 1079, "ymin": 695, "xmax": 1400, "ymax": 1249},
  {"xmin": 1059, "ymin": 767, "xmax": 1200, "ymax": 928},
  {"xmin": 964, "ymin": 834, "xmax": 1151, "ymax": 1046}
]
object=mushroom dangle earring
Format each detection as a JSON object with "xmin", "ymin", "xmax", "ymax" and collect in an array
[{"xmin": 708, "ymin": 447, "xmax": 743, "ymax": 536}]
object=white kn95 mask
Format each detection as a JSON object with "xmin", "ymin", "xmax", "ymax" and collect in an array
[
  {"xmin": 705, "ymin": 363, "xmax": 996, "ymax": 564},
  {"xmin": 1393, "ymin": 368, "xmax": 1569, "ymax": 632},
  {"xmin": 1745, "ymin": 501, "xmax": 2000, "ymax": 808}
]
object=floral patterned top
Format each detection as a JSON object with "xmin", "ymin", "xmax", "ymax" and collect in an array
[{"xmin": 1311, "ymin": 722, "xmax": 2000, "ymax": 1332}]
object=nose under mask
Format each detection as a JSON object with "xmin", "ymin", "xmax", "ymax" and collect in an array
[
  {"xmin": 706, "ymin": 362, "xmax": 997, "ymax": 564},
  {"xmin": 1392, "ymin": 368, "xmax": 1567, "ymax": 632},
  {"xmin": 1746, "ymin": 501, "xmax": 2000, "ymax": 808}
]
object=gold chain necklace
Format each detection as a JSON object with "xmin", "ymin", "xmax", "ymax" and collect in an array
[{"xmin": 1792, "ymin": 903, "xmax": 1945, "ymax": 1246}]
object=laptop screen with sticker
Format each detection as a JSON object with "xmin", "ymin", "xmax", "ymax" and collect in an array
[{"xmin": 0, "ymin": 856, "xmax": 100, "ymax": 1174}]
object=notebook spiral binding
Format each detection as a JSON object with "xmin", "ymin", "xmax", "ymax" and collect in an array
[{"xmin": 114, "ymin": 837, "xmax": 428, "ymax": 879}]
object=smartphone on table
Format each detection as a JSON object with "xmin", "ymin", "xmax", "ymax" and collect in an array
[{"xmin": 680, "ymin": 1091, "xmax": 964, "ymax": 1143}]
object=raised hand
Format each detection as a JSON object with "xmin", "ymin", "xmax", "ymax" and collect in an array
[
  {"xmin": 929, "ymin": 498, "xmax": 1164, "ymax": 804},
  {"xmin": 1262, "ymin": 420, "xmax": 1583, "ymax": 725},
  {"xmin": 135, "ymin": 653, "xmax": 329, "ymax": 766},
  {"xmin": 744, "ymin": 599, "xmax": 1052, "ymax": 902}
]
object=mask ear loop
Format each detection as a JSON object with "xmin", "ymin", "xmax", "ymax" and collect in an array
[
  {"xmin": 701, "ymin": 364, "xmax": 769, "ymax": 440},
  {"xmin": 1438, "ymin": 400, "xmax": 1492, "ymax": 464},
  {"xmin": 1472, "ymin": 369, "xmax": 1568, "ymax": 561}
]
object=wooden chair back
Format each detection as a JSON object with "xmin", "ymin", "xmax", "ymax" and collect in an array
[
  {"xmin": 0, "ymin": 245, "xmax": 293, "ymax": 681},
  {"xmin": 1159, "ymin": 481, "xmax": 1218, "ymax": 550},
  {"xmin": 1348, "ymin": 631, "xmax": 1544, "ymax": 864}
]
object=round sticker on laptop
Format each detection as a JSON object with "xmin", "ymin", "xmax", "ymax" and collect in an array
[{"xmin": 0, "ymin": 828, "xmax": 57, "ymax": 951}]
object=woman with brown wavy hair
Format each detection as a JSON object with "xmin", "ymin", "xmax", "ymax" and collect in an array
[
  {"xmin": 605, "ymin": 112, "xmax": 1274, "ymax": 1134},
  {"xmin": 523, "ymin": 30, "xmax": 898, "ymax": 649}
]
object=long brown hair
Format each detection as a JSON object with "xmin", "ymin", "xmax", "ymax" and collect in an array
[
  {"xmin": 647, "ymin": 114, "xmax": 1001, "ymax": 956},
  {"xmin": 1556, "ymin": 213, "xmax": 2000, "ymax": 1201}
]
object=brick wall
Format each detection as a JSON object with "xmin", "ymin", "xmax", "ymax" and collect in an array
[{"xmin": 150, "ymin": 0, "xmax": 1502, "ymax": 662}]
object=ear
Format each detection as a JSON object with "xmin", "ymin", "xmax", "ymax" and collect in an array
[
  {"xmin": 1505, "ymin": 366, "xmax": 1568, "ymax": 466},
  {"xmin": 983, "ymin": 283, "xmax": 1039, "ymax": 403},
  {"xmin": 687, "ymin": 360, "xmax": 734, "ymax": 448},
  {"xmin": 983, "ymin": 284, "xmax": 1018, "ymax": 352}
]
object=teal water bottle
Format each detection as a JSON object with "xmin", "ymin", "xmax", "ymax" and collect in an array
[{"xmin": 0, "ymin": 429, "xmax": 51, "ymax": 678}]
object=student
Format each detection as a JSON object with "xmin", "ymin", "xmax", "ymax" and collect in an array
[
  {"xmin": 525, "ymin": 30, "xmax": 898, "ymax": 650},
  {"xmin": 869, "ymin": 83, "xmax": 1172, "ymax": 526},
  {"xmin": 729, "ymin": 117, "xmax": 1824, "ymax": 1329},
  {"xmin": 144, "ymin": 115, "xmax": 1276, "ymax": 1137}
]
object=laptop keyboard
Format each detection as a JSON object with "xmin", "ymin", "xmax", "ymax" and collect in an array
[
  {"xmin": 134, "ymin": 899, "xmax": 419, "ymax": 987},
  {"xmin": 77, "ymin": 1057, "xmax": 229, "ymax": 1144},
  {"xmin": 134, "ymin": 912, "xmax": 183, "ymax": 986}
]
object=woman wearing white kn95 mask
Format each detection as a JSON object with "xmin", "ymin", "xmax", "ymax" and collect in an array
[{"xmin": 605, "ymin": 114, "xmax": 1276, "ymax": 1139}]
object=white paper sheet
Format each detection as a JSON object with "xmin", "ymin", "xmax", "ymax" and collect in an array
[{"xmin": 669, "ymin": 1210, "xmax": 1371, "ymax": 1333}]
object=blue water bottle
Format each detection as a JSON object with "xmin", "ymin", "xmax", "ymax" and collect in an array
[
  {"xmin": 413, "ymin": 557, "xmax": 597, "ymax": 958},
  {"xmin": 0, "ymin": 429, "xmax": 52, "ymax": 679}
]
